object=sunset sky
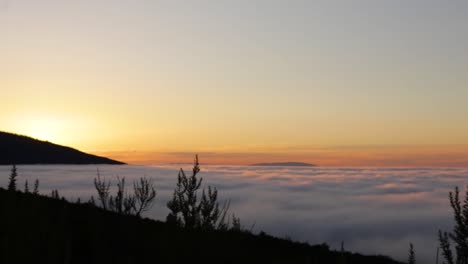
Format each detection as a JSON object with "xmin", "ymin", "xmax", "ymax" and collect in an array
[{"xmin": 2, "ymin": 1, "xmax": 468, "ymax": 166}]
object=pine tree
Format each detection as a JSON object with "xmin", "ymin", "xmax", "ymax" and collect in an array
[{"xmin": 7, "ymin": 165, "xmax": 18, "ymax": 191}]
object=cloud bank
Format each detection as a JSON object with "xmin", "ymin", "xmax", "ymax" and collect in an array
[{"xmin": 0, "ymin": 165, "xmax": 467, "ymax": 263}]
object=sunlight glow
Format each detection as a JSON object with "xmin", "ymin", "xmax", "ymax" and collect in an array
[
  {"xmin": 25, "ymin": 117, "xmax": 62, "ymax": 142},
  {"xmin": 4, "ymin": 112, "xmax": 76, "ymax": 144}
]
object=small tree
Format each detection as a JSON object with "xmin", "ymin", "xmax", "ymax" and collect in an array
[
  {"xmin": 408, "ymin": 243, "xmax": 416, "ymax": 264},
  {"xmin": 93, "ymin": 171, "xmax": 156, "ymax": 217},
  {"xmin": 438, "ymin": 186, "xmax": 468, "ymax": 264},
  {"xmin": 166, "ymin": 155, "xmax": 202, "ymax": 228},
  {"xmin": 33, "ymin": 179, "xmax": 39, "ymax": 195},
  {"xmin": 24, "ymin": 180, "xmax": 29, "ymax": 193},
  {"xmin": 199, "ymin": 186, "xmax": 221, "ymax": 229},
  {"xmin": 439, "ymin": 231, "xmax": 454, "ymax": 264},
  {"xmin": 108, "ymin": 177, "xmax": 127, "ymax": 214},
  {"xmin": 7, "ymin": 165, "xmax": 18, "ymax": 191},
  {"xmin": 51, "ymin": 189, "xmax": 60, "ymax": 199},
  {"xmin": 133, "ymin": 177, "xmax": 157, "ymax": 217},
  {"xmin": 166, "ymin": 155, "xmax": 232, "ymax": 230},
  {"xmin": 94, "ymin": 169, "xmax": 110, "ymax": 210},
  {"xmin": 230, "ymin": 214, "xmax": 241, "ymax": 231}
]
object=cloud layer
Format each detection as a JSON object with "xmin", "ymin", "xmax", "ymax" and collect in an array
[{"xmin": 1, "ymin": 165, "xmax": 467, "ymax": 263}]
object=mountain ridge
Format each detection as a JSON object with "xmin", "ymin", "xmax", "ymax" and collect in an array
[{"xmin": 0, "ymin": 131, "xmax": 125, "ymax": 165}]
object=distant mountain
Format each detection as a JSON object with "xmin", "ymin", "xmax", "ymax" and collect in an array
[
  {"xmin": 0, "ymin": 131, "xmax": 125, "ymax": 165},
  {"xmin": 250, "ymin": 162, "xmax": 316, "ymax": 167}
]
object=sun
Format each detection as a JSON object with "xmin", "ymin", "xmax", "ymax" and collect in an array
[
  {"xmin": 4, "ymin": 111, "xmax": 94, "ymax": 149},
  {"xmin": 25, "ymin": 117, "xmax": 63, "ymax": 142},
  {"xmin": 5, "ymin": 113, "xmax": 69, "ymax": 144}
]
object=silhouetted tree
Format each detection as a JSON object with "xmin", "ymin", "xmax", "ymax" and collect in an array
[
  {"xmin": 94, "ymin": 169, "xmax": 110, "ymax": 210},
  {"xmin": 166, "ymin": 155, "xmax": 232, "ymax": 230},
  {"xmin": 108, "ymin": 177, "xmax": 127, "ymax": 214},
  {"xmin": 439, "ymin": 231, "xmax": 454, "ymax": 264},
  {"xmin": 339, "ymin": 241, "xmax": 346, "ymax": 264},
  {"xmin": 408, "ymin": 243, "xmax": 415, "ymax": 264},
  {"xmin": 167, "ymin": 155, "xmax": 202, "ymax": 228},
  {"xmin": 214, "ymin": 200, "xmax": 231, "ymax": 231},
  {"xmin": 7, "ymin": 165, "xmax": 18, "ymax": 191},
  {"xmin": 122, "ymin": 194, "xmax": 136, "ymax": 215},
  {"xmin": 199, "ymin": 186, "xmax": 222, "ymax": 229},
  {"xmin": 51, "ymin": 189, "xmax": 60, "ymax": 199},
  {"xmin": 94, "ymin": 172, "xmax": 156, "ymax": 217},
  {"xmin": 438, "ymin": 186, "xmax": 468, "ymax": 264},
  {"xmin": 33, "ymin": 179, "xmax": 39, "ymax": 195},
  {"xmin": 24, "ymin": 180, "xmax": 29, "ymax": 193},
  {"xmin": 133, "ymin": 177, "xmax": 156, "ymax": 217},
  {"xmin": 107, "ymin": 177, "xmax": 148, "ymax": 216},
  {"xmin": 231, "ymin": 214, "xmax": 241, "ymax": 231}
]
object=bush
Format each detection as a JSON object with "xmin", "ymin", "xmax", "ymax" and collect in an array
[
  {"xmin": 166, "ymin": 155, "xmax": 235, "ymax": 230},
  {"xmin": 93, "ymin": 171, "xmax": 156, "ymax": 217},
  {"xmin": 438, "ymin": 186, "xmax": 468, "ymax": 264}
]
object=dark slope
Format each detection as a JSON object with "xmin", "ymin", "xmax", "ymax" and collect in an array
[
  {"xmin": 251, "ymin": 162, "xmax": 316, "ymax": 167},
  {"xmin": 0, "ymin": 189, "xmax": 403, "ymax": 264},
  {"xmin": 0, "ymin": 131, "xmax": 124, "ymax": 165}
]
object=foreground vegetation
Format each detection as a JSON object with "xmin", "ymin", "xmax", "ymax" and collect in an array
[
  {"xmin": 2, "ymin": 159, "xmax": 467, "ymax": 264},
  {"xmin": 0, "ymin": 188, "xmax": 403, "ymax": 264},
  {"xmin": 0, "ymin": 159, "xmax": 422, "ymax": 264},
  {"xmin": 437, "ymin": 186, "xmax": 468, "ymax": 264}
]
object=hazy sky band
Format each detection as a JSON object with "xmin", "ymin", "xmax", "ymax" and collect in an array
[{"xmin": 1, "ymin": 1, "xmax": 467, "ymax": 165}]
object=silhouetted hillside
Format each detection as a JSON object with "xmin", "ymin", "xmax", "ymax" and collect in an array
[
  {"xmin": 0, "ymin": 131, "xmax": 124, "ymax": 165},
  {"xmin": 251, "ymin": 162, "xmax": 316, "ymax": 167},
  {"xmin": 0, "ymin": 188, "xmax": 403, "ymax": 264}
]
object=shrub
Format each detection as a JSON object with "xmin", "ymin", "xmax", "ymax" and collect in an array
[
  {"xmin": 33, "ymin": 179, "xmax": 39, "ymax": 195},
  {"xmin": 24, "ymin": 180, "xmax": 29, "ymax": 193},
  {"xmin": 93, "ymin": 171, "xmax": 156, "ymax": 217},
  {"xmin": 408, "ymin": 243, "xmax": 415, "ymax": 264},
  {"xmin": 438, "ymin": 186, "xmax": 468, "ymax": 264},
  {"xmin": 166, "ymin": 155, "xmax": 234, "ymax": 230}
]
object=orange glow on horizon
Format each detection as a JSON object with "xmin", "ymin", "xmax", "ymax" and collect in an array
[{"xmin": 94, "ymin": 145, "xmax": 468, "ymax": 167}]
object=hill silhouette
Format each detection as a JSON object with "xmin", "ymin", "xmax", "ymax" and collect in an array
[
  {"xmin": 250, "ymin": 162, "xmax": 316, "ymax": 167},
  {"xmin": 0, "ymin": 131, "xmax": 124, "ymax": 165},
  {"xmin": 0, "ymin": 188, "xmax": 403, "ymax": 264}
]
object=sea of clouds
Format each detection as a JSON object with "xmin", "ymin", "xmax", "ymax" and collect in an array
[{"xmin": 1, "ymin": 165, "xmax": 467, "ymax": 263}]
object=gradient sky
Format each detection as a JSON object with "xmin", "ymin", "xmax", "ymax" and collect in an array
[{"xmin": 1, "ymin": 1, "xmax": 468, "ymax": 165}]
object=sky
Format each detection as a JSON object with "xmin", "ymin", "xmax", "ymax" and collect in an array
[{"xmin": 1, "ymin": 1, "xmax": 468, "ymax": 166}]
